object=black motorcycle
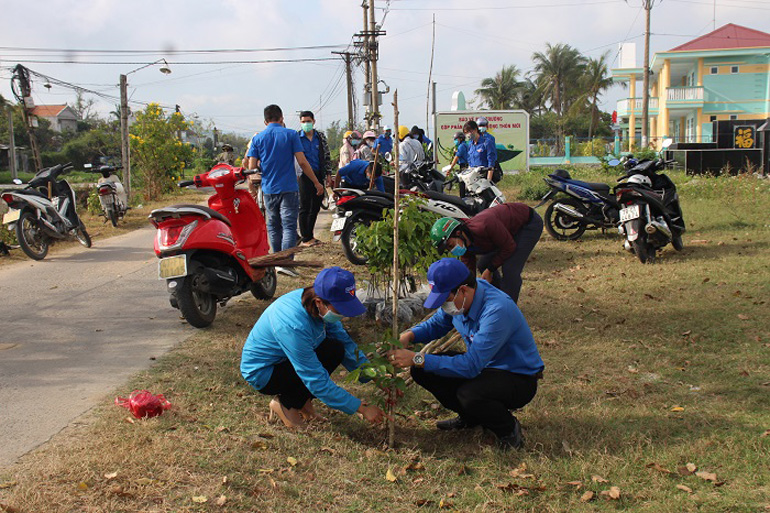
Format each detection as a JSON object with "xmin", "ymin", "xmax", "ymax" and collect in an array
[{"xmin": 616, "ymin": 152, "xmax": 685, "ymax": 263}]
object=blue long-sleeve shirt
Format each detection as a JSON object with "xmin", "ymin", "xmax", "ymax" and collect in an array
[
  {"xmin": 455, "ymin": 142, "xmax": 469, "ymax": 165},
  {"xmin": 240, "ymin": 289, "xmax": 369, "ymax": 414},
  {"xmin": 338, "ymin": 159, "xmax": 385, "ymax": 192},
  {"xmin": 467, "ymin": 133, "xmax": 497, "ymax": 168},
  {"xmin": 411, "ymin": 280, "xmax": 544, "ymax": 379}
]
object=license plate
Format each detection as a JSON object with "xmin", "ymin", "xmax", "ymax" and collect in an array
[
  {"xmin": 158, "ymin": 255, "xmax": 187, "ymax": 279},
  {"xmin": 2, "ymin": 209, "xmax": 20, "ymax": 224},
  {"xmin": 330, "ymin": 216, "xmax": 346, "ymax": 232},
  {"xmin": 619, "ymin": 205, "xmax": 640, "ymax": 223}
]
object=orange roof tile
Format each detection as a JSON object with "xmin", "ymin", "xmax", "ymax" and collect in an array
[{"xmin": 30, "ymin": 104, "xmax": 69, "ymax": 117}]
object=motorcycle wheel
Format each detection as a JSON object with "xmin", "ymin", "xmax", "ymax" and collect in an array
[
  {"xmin": 177, "ymin": 264, "xmax": 217, "ymax": 328},
  {"xmin": 544, "ymin": 198, "xmax": 587, "ymax": 241},
  {"xmin": 76, "ymin": 221, "xmax": 92, "ymax": 248},
  {"xmin": 632, "ymin": 236, "xmax": 656, "ymax": 264},
  {"xmin": 16, "ymin": 210, "xmax": 49, "ymax": 260},
  {"xmin": 341, "ymin": 215, "xmax": 374, "ymax": 265},
  {"xmin": 107, "ymin": 207, "xmax": 118, "ymax": 227},
  {"xmin": 672, "ymin": 233, "xmax": 684, "ymax": 251},
  {"xmin": 251, "ymin": 266, "xmax": 277, "ymax": 300}
]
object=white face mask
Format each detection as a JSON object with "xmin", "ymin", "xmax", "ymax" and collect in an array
[{"xmin": 441, "ymin": 290, "xmax": 466, "ymax": 316}]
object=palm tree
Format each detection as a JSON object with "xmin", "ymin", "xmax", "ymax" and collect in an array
[
  {"xmin": 475, "ymin": 65, "xmax": 523, "ymax": 110},
  {"xmin": 532, "ymin": 43, "xmax": 586, "ymax": 150},
  {"xmin": 517, "ymin": 78, "xmax": 545, "ymax": 116},
  {"xmin": 581, "ymin": 52, "xmax": 613, "ymax": 140}
]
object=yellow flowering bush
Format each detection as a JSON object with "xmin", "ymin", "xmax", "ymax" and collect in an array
[{"xmin": 130, "ymin": 103, "xmax": 193, "ymax": 200}]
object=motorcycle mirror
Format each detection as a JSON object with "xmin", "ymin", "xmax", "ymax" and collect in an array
[
  {"xmin": 12, "ymin": 178, "xmax": 22, "ymax": 185},
  {"xmin": 608, "ymin": 159, "xmax": 621, "ymax": 166},
  {"xmin": 384, "ymin": 151, "xmax": 392, "ymax": 163},
  {"xmin": 84, "ymin": 163, "xmax": 93, "ymax": 169},
  {"xmin": 662, "ymin": 138, "xmax": 673, "ymax": 149}
]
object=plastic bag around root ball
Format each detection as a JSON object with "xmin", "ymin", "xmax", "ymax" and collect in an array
[{"xmin": 115, "ymin": 389, "xmax": 172, "ymax": 419}]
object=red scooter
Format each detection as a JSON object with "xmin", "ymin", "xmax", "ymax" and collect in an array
[{"xmin": 149, "ymin": 164, "xmax": 276, "ymax": 328}]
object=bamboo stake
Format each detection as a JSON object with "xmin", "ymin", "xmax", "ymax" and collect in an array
[
  {"xmin": 388, "ymin": 90, "xmax": 400, "ymax": 449},
  {"xmin": 368, "ymin": 144, "xmax": 380, "ymax": 191}
]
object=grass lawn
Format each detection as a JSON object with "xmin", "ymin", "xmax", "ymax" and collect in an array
[{"xmin": 1, "ymin": 169, "xmax": 768, "ymax": 512}]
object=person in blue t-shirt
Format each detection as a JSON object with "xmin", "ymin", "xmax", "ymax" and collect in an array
[
  {"xmin": 334, "ymin": 159, "xmax": 385, "ymax": 192},
  {"xmin": 476, "ymin": 117, "xmax": 503, "ymax": 183},
  {"xmin": 387, "ymin": 258, "xmax": 544, "ymax": 451},
  {"xmin": 245, "ymin": 104, "xmax": 324, "ymax": 260},
  {"xmin": 373, "ymin": 126, "xmax": 393, "ymax": 157},
  {"xmin": 241, "ymin": 267, "xmax": 384, "ymax": 428},
  {"xmin": 463, "ymin": 120, "xmax": 498, "ymax": 182}
]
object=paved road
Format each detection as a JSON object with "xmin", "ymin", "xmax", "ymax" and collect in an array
[{"xmin": 0, "ymin": 226, "xmax": 193, "ymax": 468}]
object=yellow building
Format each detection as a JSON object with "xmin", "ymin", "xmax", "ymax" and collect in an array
[{"xmin": 612, "ymin": 23, "xmax": 770, "ymax": 150}]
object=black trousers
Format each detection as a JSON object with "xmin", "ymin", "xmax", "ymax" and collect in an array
[
  {"xmin": 298, "ymin": 172, "xmax": 325, "ymax": 243},
  {"xmin": 477, "ymin": 211, "xmax": 543, "ymax": 303},
  {"xmin": 410, "ymin": 353, "xmax": 538, "ymax": 437},
  {"xmin": 258, "ymin": 338, "xmax": 344, "ymax": 410}
]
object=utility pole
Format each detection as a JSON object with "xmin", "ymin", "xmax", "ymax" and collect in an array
[
  {"xmin": 7, "ymin": 107, "xmax": 17, "ymax": 180},
  {"xmin": 119, "ymin": 73, "xmax": 131, "ymax": 198},
  {"xmin": 368, "ymin": 0, "xmax": 380, "ymax": 130},
  {"xmin": 641, "ymin": 0, "xmax": 653, "ymax": 149},
  {"xmin": 332, "ymin": 51, "xmax": 356, "ymax": 130},
  {"xmin": 12, "ymin": 65, "xmax": 42, "ymax": 173},
  {"xmin": 362, "ymin": 2, "xmax": 371, "ymax": 128}
]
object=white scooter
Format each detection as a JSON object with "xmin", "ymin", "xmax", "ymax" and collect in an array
[
  {"xmin": 85, "ymin": 163, "xmax": 128, "ymax": 227},
  {"xmin": 443, "ymin": 165, "xmax": 506, "ymax": 214}
]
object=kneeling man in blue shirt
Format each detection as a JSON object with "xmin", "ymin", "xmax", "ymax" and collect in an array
[{"xmin": 388, "ymin": 258, "xmax": 544, "ymax": 450}]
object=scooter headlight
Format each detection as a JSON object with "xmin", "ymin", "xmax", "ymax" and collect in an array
[{"xmin": 158, "ymin": 220, "xmax": 198, "ymax": 251}]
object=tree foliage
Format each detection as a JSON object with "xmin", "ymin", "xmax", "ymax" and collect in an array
[
  {"xmin": 475, "ymin": 65, "xmax": 523, "ymax": 110},
  {"xmin": 129, "ymin": 103, "xmax": 192, "ymax": 200}
]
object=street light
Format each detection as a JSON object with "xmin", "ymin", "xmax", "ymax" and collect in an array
[{"xmin": 120, "ymin": 59, "xmax": 172, "ymax": 199}]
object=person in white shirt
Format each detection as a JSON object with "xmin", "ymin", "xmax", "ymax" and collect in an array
[{"xmin": 397, "ymin": 125, "xmax": 425, "ymax": 172}]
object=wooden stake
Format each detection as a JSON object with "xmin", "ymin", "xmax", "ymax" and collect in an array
[
  {"xmin": 388, "ymin": 90, "xmax": 400, "ymax": 449},
  {"xmin": 368, "ymin": 144, "xmax": 380, "ymax": 190}
]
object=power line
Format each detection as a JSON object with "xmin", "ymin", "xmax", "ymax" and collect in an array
[
  {"xmin": 6, "ymin": 58, "xmax": 340, "ymax": 65},
  {"xmin": 0, "ymin": 44, "xmax": 349, "ymax": 55},
  {"xmin": 378, "ymin": 0, "xmax": 619, "ymax": 10}
]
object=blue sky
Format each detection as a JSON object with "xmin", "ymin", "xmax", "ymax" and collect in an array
[{"xmin": 1, "ymin": 0, "xmax": 768, "ymax": 136}]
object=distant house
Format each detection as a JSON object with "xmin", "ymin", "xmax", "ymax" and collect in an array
[
  {"xmin": 30, "ymin": 104, "xmax": 79, "ymax": 132},
  {"xmin": 612, "ymin": 23, "xmax": 770, "ymax": 148}
]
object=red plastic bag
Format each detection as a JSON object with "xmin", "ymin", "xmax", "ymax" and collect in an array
[{"xmin": 115, "ymin": 390, "xmax": 171, "ymax": 419}]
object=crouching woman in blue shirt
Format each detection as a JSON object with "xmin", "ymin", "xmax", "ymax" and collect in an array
[
  {"xmin": 241, "ymin": 267, "xmax": 384, "ymax": 429},
  {"xmin": 387, "ymin": 258, "xmax": 544, "ymax": 450}
]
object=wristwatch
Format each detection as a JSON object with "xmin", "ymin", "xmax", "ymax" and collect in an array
[{"xmin": 412, "ymin": 353, "xmax": 425, "ymax": 368}]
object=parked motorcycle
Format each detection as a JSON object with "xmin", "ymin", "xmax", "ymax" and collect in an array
[
  {"xmin": 84, "ymin": 163, "xmax": 128, "ymax": 227},
  {"xmin": 331, "ymin": 187, "xmax": 470, "ymax": 265},
  {"xmin": 1, "ymin": 163, "xmax": 91, "ymax": 260},
  {"xmin": 535, "ymin": 168, "xmax": 621, "ymax": 241},
  {"xmin": 149, "ymin": 164, "xmax": 276, "ymax": 328},
  {"xmin": 615, "ymin": 139, "xmax": 685, "ymax": 263}
]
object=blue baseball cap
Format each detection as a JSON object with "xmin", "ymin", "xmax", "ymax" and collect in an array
[
  {"xmin": 424, "ymin": 258, "xmax": 471, "ymax": 309},
  {"xmin": 314, "ymin": 267, "xmax": 366, "ymax": 317}
]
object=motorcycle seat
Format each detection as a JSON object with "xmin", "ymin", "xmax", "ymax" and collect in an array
[
  {"xmin": 150, "ymin": 204, "xmax": 231, "ymax": 226},
  {"xmin": 568, "ymin": 179, "xmax": 611, "ymax": 195},
  {"xmin": 12, "ymin": 188, "xmax": 48, "ymax": 199}
]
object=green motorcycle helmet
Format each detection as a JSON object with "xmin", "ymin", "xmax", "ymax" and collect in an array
[{"xmin": 430, "ymin": 217, "xmax": 462, "ymax": 252}]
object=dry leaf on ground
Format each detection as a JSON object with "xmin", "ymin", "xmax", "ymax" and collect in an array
[
  {"xmin": 670, "ymin": 405, "xmax": 685, "ymax": 412},
  {"xmin": 676, "ymin": 484, "xmax": 693, "ymax": 494},
  {"xmin": 0, "ymin": 482, "xmax": 17, "ymax": 490},
  {"xmin": 103, "ymin": 472, "xmax": 118, "ymax": 480},
  {"xmin": 580, "ymin": 491, "xmax": 594, "ymax": 502},
  {"xmin": 761, "ymin": 430, "xmax": 770, "ymax": 438},
  {"xmin": 737, "ymin": 314, "xmax": 750, "ymax": 320},
  {"xmin": 695, "ymin": 471, "xmax": 718, "ymax": 482},
  {"xmin": 192, "ymin": 496, "xmax": 208, "ymax": 503},
  {"xmin": 566, "ymin": 480, "xmax": 582, "ymax": 488},
  {"xmin": 76, "ymin": 482, "xmax": 89, "ymax": 491},
  {"xmin": 215, "ymin": 495, "xmax": 227, "ymax": 506},
  {"xmin": 286, "ymin": 456, "xmax": 298, "ymax": 467},
  {"xmin": 600, "ymin": 486, "xmax": 621, "ymax": 500},
  {"xmin": 686, "ymin": 463, "xmax": 697, "ymax": 472},
  {"xmin": 385, "ymin": 468, "xmax": 398, "ymax": 482},
  {"xmin": 591, "ymin": 475, "xmax": 608, "ymax": 483}
]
